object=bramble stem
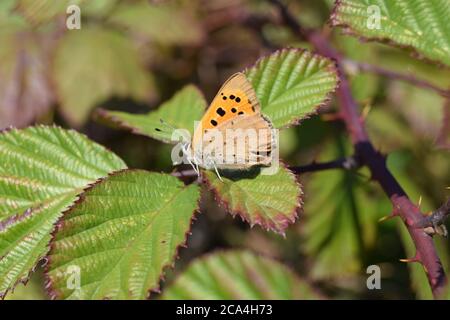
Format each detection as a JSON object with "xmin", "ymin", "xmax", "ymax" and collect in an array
[{"xmin": 269, "ymin": 0, "xmax": 447, "ymax": 297}]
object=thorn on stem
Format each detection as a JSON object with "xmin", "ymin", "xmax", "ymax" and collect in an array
[{"xmin": 378, "ymin": 214, "xmax": 395, "ymax": 223}]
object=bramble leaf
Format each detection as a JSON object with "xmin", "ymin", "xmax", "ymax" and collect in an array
[
  {"xmin": 162, "ymin": 250, "xmax": 321, "ymax": 299},
  {"xmin": 108, "ymin": 1, "xmax": 204, "ymax": 46},
  {"xmin": 96, "ymin": 85, "xmax": 206, "ymax": 143},
  {"xmin": 302, "ymin": 136, "xmax": 383, "ymax": 279},
  {"xmin": 331, "ymin": 0, "xmax": 450, "ymax": 67},
  {"xmin": 46, "ymin": 170, "xmax": 200, "ymax": 300},
  {"xmin": 53, "ymin": 27, "xmax": 155, "ymax": 126},
  {"xmin": 203, "ymin": 164, "xmax": 302, "ymax": 235},
  {"xmin": 245, "ymin": 48, "xmax": 338, "ymax": 128},
  {"xmin": 0, "ymin": 126, "xmax": 126, "ymax": 298},
  {"xmin": 97, "ymin": 48, "xmax": 338, "ymax": 141}
]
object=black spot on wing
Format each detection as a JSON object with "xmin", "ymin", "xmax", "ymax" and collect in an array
[
  {"xmin": 230, "ymin": 95, "xmax": 235, "ymax": 100},
  {"xmin": 235, "ymin": 97, "xmax": 241, "ymax": 103},
  {"xmin": 216, "ymin": 107, "xmax": 226, "ymax": 117},
  {"xmin": 211, "ymin": 119, "xmax": 218, "ymax": 126},
  {"xmin": 231, "ymin": 108, "xmax": 237, "ymax": 113},
  {"xmin": 238, "ymin": 111, "xmax": 244, "ymax": 115}
]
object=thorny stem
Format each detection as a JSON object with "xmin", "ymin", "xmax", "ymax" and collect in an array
[
  {"xmin": 270, "ymin": 0, "xmax": 447, "ymax": 297},
  {"xmin": 413, "ymin": 198, "xmax": 450, "ymax": 236}
]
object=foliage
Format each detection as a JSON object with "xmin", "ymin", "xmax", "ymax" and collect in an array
[
  {"xmin": 0, "ymin": 0, "xmax": 448, "ymax": 300},
  {"xmin": 162, "ymin": 250, "xmax": 321, "ymax": 299},
  {"xmin": 0, "ymin": 126, "xmax": 126, "ymax": 297},
  {"xmin": 331, "ymin": 0, "xmax": 450, "ymax": 67},
  {"xmin": 46, "ymin": 170, "xmax": 200, "ymax": 300}
]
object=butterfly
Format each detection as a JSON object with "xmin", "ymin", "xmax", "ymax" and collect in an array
[{"xmin": 181, "ymin": 72, "xmax": 276, "ymax": 180}]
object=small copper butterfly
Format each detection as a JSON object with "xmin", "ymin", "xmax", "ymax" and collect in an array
[{"xmin": 182, "ymin": 72, "xmax": 276, "ymax": 180}]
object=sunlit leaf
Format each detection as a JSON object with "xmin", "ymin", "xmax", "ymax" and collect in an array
[
  {"xmin": 0, "ymin": 126, "xmax": 126, "ymax": 298},
  {"xmin": 96, "ymin": 85, "xmax": 206, "ymax": 143},
  {"xmin": 53, "ymin": 27, "xmax": 155, "ymax": 126},
  {"xmin": 162, "ymin": 250, "xmax": 322, "ymax": 299},
  {"xmin": 331, "ymin": 0, "xmax": 450, "ymax": 67},
  {"xmin": 245, "ymin": 48, "xmax": 338, "ymax": 128},
  {"xmin": 46, "ymin": 170, "xmax": 200, "ymax": 300},
  {"xmin": 203, "ymin": 164, "xmax": 302, "ymax": 235}
]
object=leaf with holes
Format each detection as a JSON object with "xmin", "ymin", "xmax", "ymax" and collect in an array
[
  {"xmin": 331, "ymin": 0, "xmax": 450, "ymax": 67},
  {"xmin": 46, "ymin": 170, "xmax": 200, "ymax": 300},
  {"xmin": 203, "ymin": 164, "xmax": 302, "ymax": 235},
  {"xmin": 53, "ymin": 27, "xmax": 155, "ymax": 126},
  {"xmin": 0, "ymin": 126, "xmax": 126, "ymax": 298},
  {"xmin": 162, "ymin": 250, "xmax": 321, "ymax": 299},
  {"xmin": 96, "ymin": 85, "xmax": 206, "ymax": 143},
  {"xmin": 245, "ymin": 48, "xmax": 338, "ymax": 128}
]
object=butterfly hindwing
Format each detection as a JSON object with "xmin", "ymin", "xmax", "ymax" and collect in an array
[{"xmin": 192, "ymin": 72, "xmax": 274, "ymax": 170}]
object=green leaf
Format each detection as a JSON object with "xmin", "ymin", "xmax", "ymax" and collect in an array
[
  {"xmin": 302, "ymin": 136, "xmax": 382, "ymax": 279},
  {"xmin": 162, "ymin": 250, "xmax": 321, "ymax": 299},
  {"xmin": 53, "ymin": 27, "xmax": 155, "ymax": 126},
  {"xmin": 108, "ymin": 1, "xmax": 204, "ymax": 46},
  {"xmin": 203, "ymin": 164, "xmax": 302, "ymax": 235},
  {"xmin": 245, "ymin": 48, "xmax": 338, "ymax": 128},
  {"xmin": 331, "ymin": 0, "xmax": 450, "ymax": 67},
  {"xmin": 0, "ymin": 126, "xmax": 126, "ymax": 298},
  {"xmin": 46, "ymin": 170, "xmax": 200, "ymax": 300},
  {"xmin": 96, "ymin": 85, "xmax": 206, "ymax": 143}
]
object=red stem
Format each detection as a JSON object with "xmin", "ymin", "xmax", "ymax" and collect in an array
[{"xmin": 271, "ymin": 0, "xmax": 447, "ymax": 297}]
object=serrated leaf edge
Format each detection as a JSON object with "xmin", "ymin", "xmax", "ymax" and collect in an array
[
  {"xmin": 0, "ymin": 125, "xmax": 124, "ymax": 299},
  {"xmin": 244, "ymin": 47, "xmax": 340, "ymax": 129},
  {"xmin": 43, "ymin": 169, "xmax": 201, "ymax": 300},
  {"xmin": 202, "ymin": 163, "xmax": 303, "ymax": 236},
  {"xmin": 329, "ymin": 0, "xmax": 450, "ymax": 69}
]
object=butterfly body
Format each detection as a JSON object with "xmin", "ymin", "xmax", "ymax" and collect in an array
[{"xmin": 187, "ymin": 73, "xmax": 276, "ymax": 175}]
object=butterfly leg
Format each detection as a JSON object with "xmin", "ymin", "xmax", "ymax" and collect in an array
[{"xmin": 213, "ymin": 163, "xmax": 223, "ymax": 182}]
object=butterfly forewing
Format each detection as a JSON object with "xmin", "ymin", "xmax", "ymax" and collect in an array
[{"xmin": 192, "ymin": 72, "xmax": 275, "ymax": 170}]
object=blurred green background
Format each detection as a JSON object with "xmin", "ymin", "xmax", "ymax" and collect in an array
[{"xmin": 1, "ymin": 0, "xmax": 449, "ymax": 300}]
